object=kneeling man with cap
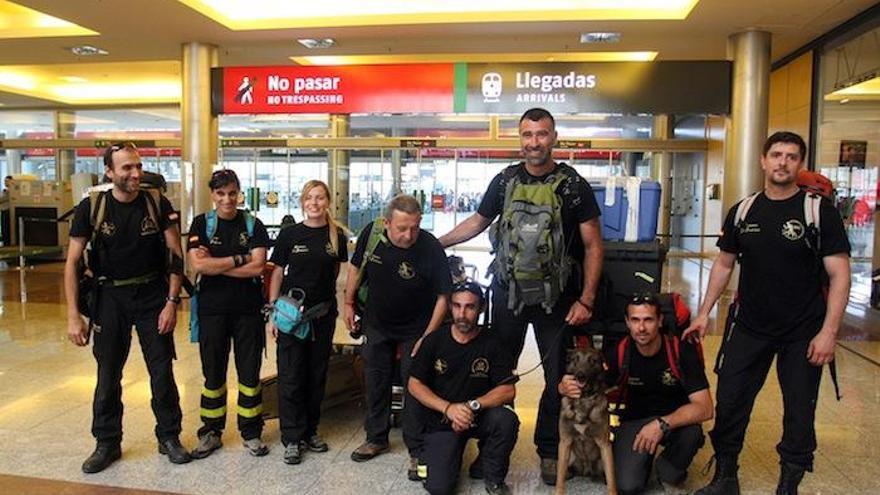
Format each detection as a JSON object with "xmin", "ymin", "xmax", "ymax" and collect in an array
[{"xmin": 408, "ymin": 281, "xmax": 520, "ymax": 495}]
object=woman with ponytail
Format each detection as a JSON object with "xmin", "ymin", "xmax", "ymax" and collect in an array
[{"xmin": 267, "ymin": 180, "xmax": 349, "ymax": 465}]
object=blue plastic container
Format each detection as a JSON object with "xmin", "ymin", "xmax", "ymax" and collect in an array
[{"xmin": 589, "ymin": 179, "xmax": 661, "ymax": 241}]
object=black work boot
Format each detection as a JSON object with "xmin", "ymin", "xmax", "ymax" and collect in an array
[
  {"xmin": 776, "ymin": 462, "xmax": 806, "ymax": 495},
  {"xmin": 159, "ymin": 437, "xmax": 192, "ymax": 464},
  {"xmin": 81, "ymin": 443, "xmax": 121, "ymax": 474},
  {"xmin": 694, "ymin": 456, "xmax": 740, "ymax": 495}
]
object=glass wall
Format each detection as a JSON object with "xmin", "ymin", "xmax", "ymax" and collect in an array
[{"xmin": 816, "ymin": 20, "xmax": 880, "ymax": 304}]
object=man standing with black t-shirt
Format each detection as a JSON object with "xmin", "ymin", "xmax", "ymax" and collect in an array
[
  {"xmin": 187, "ymin": 169, "xmax": 271, "ymax": 459},
  {"xmin": 439, "ymin": 108, "xmax": 604, "ymax": 484},
  {"xmin": 409, "ymin": 281, "xmax": 519, "ymax": 495},
  {"xmin": 561, "ymin": 294, "xmax": 713, "ymax": 494},
  {"xmin": 685, "ymin": 132, "xmax": 851, "ymax": 495},
  {"xmin": 344, "ymin": 195, "xmax": 452, "ymax": 476},
  {"xmin": 64, "ymin": 142, "xmax": 190, "ymax": 473}
]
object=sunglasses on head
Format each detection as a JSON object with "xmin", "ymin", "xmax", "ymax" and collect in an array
[
  {"xmin": 452, "ymin": 280, "xmax": 485, "ymax": 302},
  {"xmin": 630, "ymin": 292, "xmax": 659, "ymax": 305},
  {"xmin": 108, "ymin": 141, "xmax": 137, "ymax": 152}
]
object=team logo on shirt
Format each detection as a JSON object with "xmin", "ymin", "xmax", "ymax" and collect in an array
[
  {"xmin": 141, "ymin": 216, "xmax": 159, "ymax": 236},
  {"xmin": 661, "ymin": 369, "xmax": 679, "ymax": 387},
  {"xmin": 470, "ymin": 358, "xmax": 490, "ymax": 378},
  {"xmin": 781, "ymin": 219, "xmax": 805, "ymax": 241},
  {"xmin": 99, "ymin": 221, "xmax": 116, "ymax": 237},
  {"xmin": 291, "ymin": 245, "xmax": 309, "ymax": 254},
  {"xmin": 210, "ymin": 236, "xmax": 222, "ymax": 245},
  {"xmin": 434, "ymin": 359, "xmax": 448, "ymax": 375},
  {"xmin": 239, "ymin": 232, "xmax": 249, "ymax": 247},
  {"xmin": 398, "ymin": 261, "xmax": 415, "ymax": 280},
  {"xmin": 325, "ymin": 242, "xmax": 335, "ymax": 255}
]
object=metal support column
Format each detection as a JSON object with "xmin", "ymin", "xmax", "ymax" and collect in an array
[
  {"xmin": 652, "ymin": 115, "xmax": 673, "ymax": 247},
  {"xmin": 181, "ymin": 42, "xmax": 218, "ymax": 228},
  {"xmin": 329, "ymin": 114, "xmax": 350, "ymax": 226},
  {"xmin": 55, "ymin": 110, "xmax": 76, "ymax": 181},
  {"xmin": 724, "ymin": 31, "xmax": 771, "ymax": 216}
]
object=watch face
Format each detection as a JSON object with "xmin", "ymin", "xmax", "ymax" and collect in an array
[{"xmin": 468, "ymin": 400, "xmax": 480, "ymax": 411}]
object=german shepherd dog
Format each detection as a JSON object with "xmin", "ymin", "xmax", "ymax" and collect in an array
[{"xmin": 556, "ymin": 347, "xmax": 617, "ymax": 494}]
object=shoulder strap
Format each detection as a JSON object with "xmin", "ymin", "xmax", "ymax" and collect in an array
[
  {"xmin": 356, "ymin": 217, "xmax": 387, "ymax": 285},
  {"xmin": 205, "ymin": 209, "xmax": 218, "ymax": 239},
  {"xmin": 142, "ymin": 189, "xmax": 161, "ymax": 230},
  {"xmin": 243, "ymin": 210, "xmax": 256, "ymax": 237},
  {"xmin": 664, "ymin": 335, "xmax": 682, "ymax": 380},
  {"xmin": 734, "ymin": 192, "xmax": 761, "ymax": 226},
  {"xmin": 804, "ymin": 192, "xmax": 821, "ymax": 231},
  {"xmin": 89, "ymin": 191, "xmax": 109, "ymax": 235},
  {"xmin": 617, "ymin": 336, "xmax": 631, "ymax": 380}
]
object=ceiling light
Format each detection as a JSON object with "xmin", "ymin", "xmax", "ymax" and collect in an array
[
  {"xmin": 0, "ymin": 0, "xmax": 98, "ymax": 39},
  {"xmin": 292, "ymin": 52, "xmax": 657, "ymax": 65},
  {"xmin": 179, "ymin": 0, "xmax": 701, "ymax": 30},
  {"xmin": 0, "ymin": 61, "xmax": 180, "ymax": 105},
  {"xmin": 297, "ymin": 38, "xmax": 335, "ymax": 49},
  {"xmin": 580, "ymin": 32, "xmax": 621, "ymax": 44},
  {"xmin": 70, "ymin": 45, "xmax": 109, "ymax": 56}
]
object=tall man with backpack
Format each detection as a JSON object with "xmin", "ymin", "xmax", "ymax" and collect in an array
[
  {"xmin": 684, "ymin": 132, "xmax": 852, "ymax": 495},
  {"xmin": 64, "ymin": 142, "xmax": 191, "ymax": 473},
  {"xmin": 439, "ymin": 108, "xmax": 604, "ymax": 484},
  {"xmin": 560, "ymin": 293, "xmax": 713, "ymax": 494}
]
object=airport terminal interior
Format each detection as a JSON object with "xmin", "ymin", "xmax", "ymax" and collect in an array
[{"xmin": 0, "ymin": 1, "xmax": 879, "ymax": 494}]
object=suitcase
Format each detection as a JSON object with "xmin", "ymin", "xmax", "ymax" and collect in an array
[{"xmin": 600, "ymin": 240, "xmax": 667, "ymax": 333}]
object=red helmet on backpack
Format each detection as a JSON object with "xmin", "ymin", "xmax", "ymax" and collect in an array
[{"xmin": 797, "ymin": 169, "xmax": 834, "ymax": 199}]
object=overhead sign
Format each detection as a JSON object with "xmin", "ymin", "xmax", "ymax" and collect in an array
[
  {"xmin": 214, "ymin": 65, "xmax": 455, "ymax": 115},
  {"xmin": 213, "ymin": 62, "xmax": 731, "ymax": 116},
  {"xmin": 463, "ymin": 62, "xmax": 731, "ymax": 115}
]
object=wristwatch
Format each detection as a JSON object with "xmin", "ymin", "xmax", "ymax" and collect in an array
[
  {"xmin": 467, "ymin": 399, "xmax": 482, "ymax": 412},
  {"xmin": 166, "ymin": 296, "xmax": 181, "ymax": 305},
  {"xmin": 657, "ymin": 417, "xmax": 671, "ymax": 436}
]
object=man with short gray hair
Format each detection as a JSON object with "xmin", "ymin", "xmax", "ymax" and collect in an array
[{"xmin": 344, "ymin": 194, "xmax": 452, "ymax": 480}]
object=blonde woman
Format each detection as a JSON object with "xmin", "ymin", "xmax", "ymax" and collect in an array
[{"xmin": 267, "ymin": 180, "xmax": 348, "ymax": 465}]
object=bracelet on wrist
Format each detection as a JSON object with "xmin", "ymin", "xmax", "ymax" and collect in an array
[
  {"xmin": 443, "ymin": 402, "xmax": 452, "ymax": 421},
  {"xmin": 576, "ymin": 298, "xmax": 593, "ymax": 311},
  {"xmin": 166, "ymin": 296, "xmax": 181, "ymax": 305}
]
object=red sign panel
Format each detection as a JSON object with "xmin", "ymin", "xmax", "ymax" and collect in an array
[{"xmin": 217, "ymin": 65, "xmax": 455, "ymax": 114}]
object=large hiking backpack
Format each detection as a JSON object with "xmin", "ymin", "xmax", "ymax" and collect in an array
[
  {"xmin": 77, "ymin": 187, "xmax": 163, "ymax": 319},
  {"xmin": 189, "ymin": 208, "xmax": 257, "ymax": 343},
  {"xmin": 489, "ymin": 167, "xmax": 571, "ymax": 315}
]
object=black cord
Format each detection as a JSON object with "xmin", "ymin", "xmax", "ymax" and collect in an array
[{"xmin": 497, "ymin": 320, "xmax": 571, "ymax": 386}]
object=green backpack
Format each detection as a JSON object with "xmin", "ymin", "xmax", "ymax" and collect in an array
[{"xmin": 489, "ymin": 167, "xmax": 572, "ymax": 315}]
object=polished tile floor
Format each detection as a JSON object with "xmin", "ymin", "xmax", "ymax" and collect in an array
[{"xmin": 0, "ymin": 260, "xmax": 878, "ymax": 494}]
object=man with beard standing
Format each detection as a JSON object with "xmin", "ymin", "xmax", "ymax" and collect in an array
[
  {"xmin": 684, "ymin": 132, "xmax": 851, "ymax": 495},
  {"xmin": 439, "ymin": 108, "xmax": 603, "ymax": 484},
  {"xmin": 64, "ymin": 142, "xmax": 190, "ymax": 473},
  {"xmin": 409, "ymin": 281, "xmax": 519, "ymax": 495}
]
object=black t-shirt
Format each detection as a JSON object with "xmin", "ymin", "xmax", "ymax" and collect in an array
[
  {"xmin": 717, "ymin": 191, "xmax": 851, "ymax": 341},
  {"xmin": 477, "ymin": 162, "xmax": 601, "ymax": 294},
  {"xmin": 350, "ymin": 223, "xmax": 452, "ymax": 338},
  {"xmin": 410, "ymin": 327, "xmax": 515, "ymax": 431},
  {"xmin": 605, "ymin": 338, "xmax": 709, "ymax": 421},
  {"xmin": 187, "ymin": 211, "xmax": 269, "ymax": 315},
  {"xmin": 70, "ymin": 191, "xmax": 174, "ymax": 280},
  {"xmin": 270, "ymin": 223, "xmax": 348, "ymax": 307}
]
